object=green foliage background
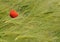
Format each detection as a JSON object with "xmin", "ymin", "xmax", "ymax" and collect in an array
[{"xmin": 0, "ymin": 0, "xmax": 60, "ymax": 42}]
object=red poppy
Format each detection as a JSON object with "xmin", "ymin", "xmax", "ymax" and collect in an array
[{"xmin": 10, "ymin": 9, "xmax": 18, "ymax": 18}]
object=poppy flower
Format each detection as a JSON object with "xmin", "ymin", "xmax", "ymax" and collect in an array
[{"xmin": 10, "ymin": 9, "xmax": 18, "ymax": 18}]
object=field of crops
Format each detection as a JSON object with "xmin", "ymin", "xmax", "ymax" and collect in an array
[{"xmin": 0, "ymin": 0, "xmax": 60, "ymax": 42}]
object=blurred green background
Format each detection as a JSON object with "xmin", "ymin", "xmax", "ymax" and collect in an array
[{"xmin": 0, "ymin": 0, "xmax": 60, "ymax": 42}]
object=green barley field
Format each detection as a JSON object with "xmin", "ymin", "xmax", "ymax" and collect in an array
[{"xmin": 0, "ymin": 0, "xmax": 60, "ymax": 42}]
